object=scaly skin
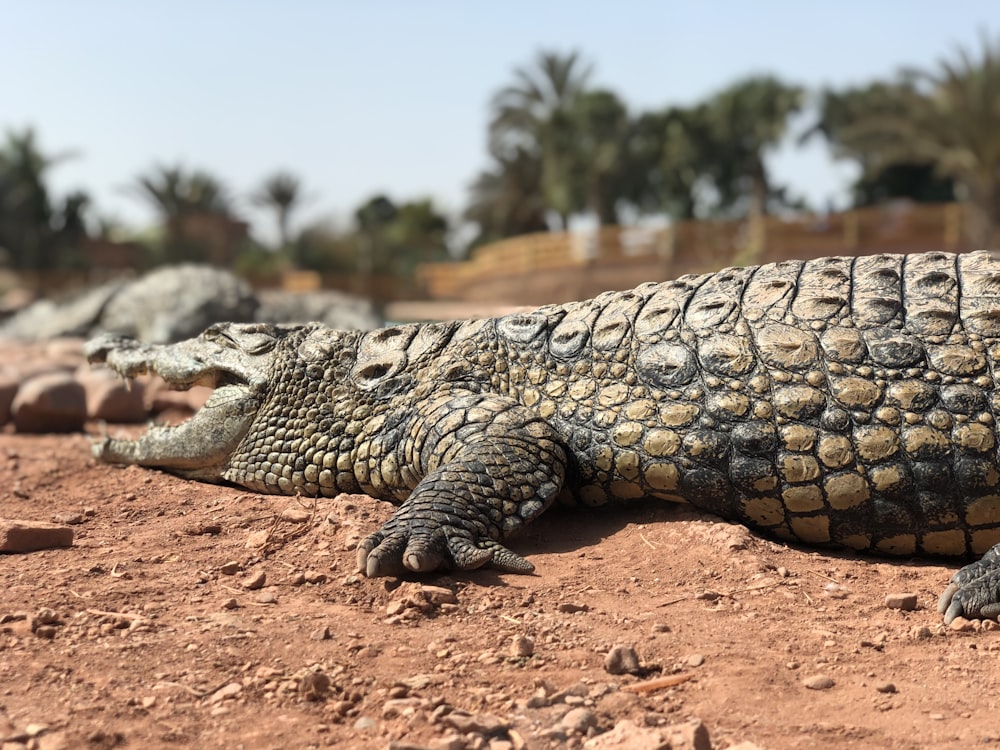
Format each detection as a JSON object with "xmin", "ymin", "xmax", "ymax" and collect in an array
[{"xmin": 85, "ymin": 251, "xmax": 1000, "ymax": 623}]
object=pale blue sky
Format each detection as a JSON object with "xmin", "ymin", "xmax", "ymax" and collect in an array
[{"xmin": 2, "ymin": 1, "xmax": 996, "ymax": 242}]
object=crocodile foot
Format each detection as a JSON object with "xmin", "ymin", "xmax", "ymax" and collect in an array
[
  {"xmin": 938, "ymin": 545, "xmax": 1000, "ymax": 623},
  {"xmin": 357, "ymin": 496, "xmax": 536, "ymax": 577}
]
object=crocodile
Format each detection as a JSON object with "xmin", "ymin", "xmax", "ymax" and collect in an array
[{"xmin": 84, "ymin": 250, "xmax": 1000, "ymax": 623}]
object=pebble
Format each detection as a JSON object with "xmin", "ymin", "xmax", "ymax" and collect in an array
[
  {"xmin": 243, "ymin": 571, "xmax": 266, "ymax": 590},
  {"xmin": 221, "ymin": 598, "xmax": 239, "ymax": 610},
  {"xmin": 803, "ymin": 675, "xmax": 835, "ymax": 690},
  {"xmin": 353, "ymin": 717, "xmax": 377, "ymax": 731},
  {"xmin": 510, "ymin": 635, "xmax": 535, "ymax": 658},
  {"xmin": 911, "ymin": 625, "xmax": 933, "ymax": 639},
  {"xmin": 443, "ymin": 712, "xmax": 509, "ymax": 735},
  {"xmin": 875, "ymin": 682, "xmax": 897, "ymax": 693},
  {"xmin": 430, "ymin": 736, "xmax": 466, "ymax": 750},
  {"xmin": 309, "ymin": 625, "xmax": 332, "ymax": 641},
  {"xmin": 583, "ymin": 718, "xmax": 711, "ymax": 750},
  {"xmin": 207, "ymin": 681, "xmax": 243, "ymax": 703},
  {"xmin": 421, "ymin": 584, "xmax": 458, "ymax": 605},
  {"xmin": 686, "ymin": 653, "xmax": 705, "ymax": 667},
  {"xmin": 299, "ymin": 671, "xmax": 331, "ymax": 701},
  {"xmin": 245, "ymin": 530, "xmax": 270, "ymax": 549},
  {"xmin": 650, "ymin": 623, "xmax": 671, "ymax": 633},
  {"xmin": 884, "ymin": 593, "xmax": 918, "ymax": 611},
  {"xmin": 604, "ymin": 644, "xmax": 641, "ymax": 675},
  {"xmin": 557, "ymin": 602, "xmax": 589, "ymax": 613},
  {"xmin": 51, "ymin": 512, "xmax": 84, "ymax": 526},
  {"xmin": 219, "ymin": 561, "xmax": 241, "ymax": 575},
  {"xmin": 949, "ymin": 616, "xmax": 977, "ymax": 632},
  {"xmin": 254, "ymin": 592, "xmax": 278, "ymax": 605},
  {"xmin": 561, "ymin": 707, "xmax": 597, "ymax": 733},
  {"xmin": 0, "ymin": 518, "xmax": 74, "ymax": 552},
  {"xmin": 304, "ymin": 570, "xmax": 327, "ymax": 584},
  {"xmin": 280, "ymin": 508, "xmax": 311, "ymax": 523}
]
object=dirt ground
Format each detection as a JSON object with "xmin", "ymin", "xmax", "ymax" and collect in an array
[{"xmin": 2, "ymin": 427, "xmax": 1000, "ymax": 750}]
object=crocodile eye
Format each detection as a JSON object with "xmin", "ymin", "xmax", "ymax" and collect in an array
[{"xmin": 236, "ymin": 333, "xmax": 277, "ymax": 354}]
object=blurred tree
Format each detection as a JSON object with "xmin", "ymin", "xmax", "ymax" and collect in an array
[
  {"xmin": 702, "ymin": 75, "xmax": 806, "ymax": 217},
  {"xmin": 621, "ymin": 106, "xmax": 717, "ymax": 220},
  {"xmin": 489, "ymin": 49, "xmax": 593, "ymax": 229},
  {"xmin": 352, "ymin": 194, "xmax": 449, "ymax": 275},
  {"xmin": 131, "ymin": 164, "xmax": 237, "ymax": 265},
  {"xmin": 0, "ymin": 127, "xmax": 83, "ymax": 269},
  {"xmin": 251, "ymin": 171, "xmax": 306, "ymax": 252},
  {"xmin": 132, "ymin": 164, "xmax": 233, "ymax": 218},
  {"xmin": 464, "ymin": 147, "xmax": 548, "ymax": 248},
  {"xmin": 804, "ymin": 83, "xmax": 955, "ymax": 206},
  {"xmin": 570, "ymin": 89, "xmax": 630, "ymax": 224},
  {"xmin": 811, "ymin": 34, "xmax": 1000, "ymax": 244}
]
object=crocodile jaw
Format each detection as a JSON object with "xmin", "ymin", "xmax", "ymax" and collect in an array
[{"xmin": 85, "ymin": 332, "xmax": 266, "ymax": 481}]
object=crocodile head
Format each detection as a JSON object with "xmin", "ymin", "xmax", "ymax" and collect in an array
[{"xmin": 85, "ymin": 322, "xmax": 309, "ymax": 481}]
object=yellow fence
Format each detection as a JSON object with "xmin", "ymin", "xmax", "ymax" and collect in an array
[{"xmin": 419, "ymin": 202, "xmax": 973, "ymax": 301}]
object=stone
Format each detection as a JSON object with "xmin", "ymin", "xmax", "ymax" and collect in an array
[
  {"xmin": 561, "ymin": 707, "xmax": 597, "ymax": 733},
  {"xmin": 510, "ymin": 635, "xmax": 535, "ymax": 658},
  {"xmin": 243, "ymin": 570, "xmax": 266, "ymax": 590},
  {"xmin": 11, "ymin": 372, "xmax": 86, "ymax": 433},
  {"xmin": 78, "ymin": 366, "xmax": 147, "ymax": 422},
  {"xmin": 0, "ymin": 519, "xmax": 74, "ymax": 553},
  {"xmin": 803, "ymin": 675, "xmax": 835, "ymax": 690},
  {"xmin": 884, "ymin": 592, "xmax": 918, "ymax": 611},
  {"xmin": 604, "ymin": 644, "xmax": 641, "ymax": 675}
]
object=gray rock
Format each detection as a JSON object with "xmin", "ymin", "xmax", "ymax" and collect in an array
[{"xmin": 604, "ymin": 644, "xmax": 641, "ymax": 675}]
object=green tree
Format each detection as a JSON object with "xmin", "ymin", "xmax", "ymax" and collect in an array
[
  {"xmin": 464, "ymin": 147, "xmax": 548, "ymax": 247},
  {"xmin": 132, "ymin": 164, "xmax": 232, "ymax": 219},
  {"xmin": 703, "ymin": 75, "xmax": 806, "ymax": 217},
  {"xmin": 251, "ymin": 171, "xmax": 306, "ymax": 252},
  {"xmin": 570, "ymin": 89, "xmax": 630, "ymax": 224},
  {"xmin": 0, "ymin": 127, "xmax": 82, "ymax": 269},
  {"xmin": 804, "ymin": 83, "xmax": 955, "ymax": 206},
  {"xmin": 824, "ymin": 34, "xmax": 1000, "ymax": 243},
  {"xmin": 489, "ymin": 49, "xmax": 593, "ymax": 229}
]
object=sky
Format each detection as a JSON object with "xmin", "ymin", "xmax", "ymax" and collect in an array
[{"xmin": 2, "ymin": 1, "xmax": 997, "ymax": 245}]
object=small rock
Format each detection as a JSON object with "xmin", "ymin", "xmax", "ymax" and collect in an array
[
  {"xmin": 510, "ymin": 635, "xmax": 535, "ymax": 658},
  {"xmin": 561, "ymin": 707, "xmax": 597, "ymax": 733},
  {"xmin": 280, "ymin": 507, "xmax": 311, "ymax": 523},
  {"xmin": 221, "ymin": 598, "xmax": 239, "ymax": 610},
  {"xmin": 884, "ymin": 593, "xmax": 918, "ymax": 611},
  {"xmin": 803, "ymin": 675, "xmax": 835, "ymax": 690},
  {"xmin": 34, "ymin": 624, "xmax": 58, "ymax": 639},
  {"xmin": 142, "ymin": 696, "xmax": 157, "ymax": 708},
  {"xmin": 421, "ymin": 584, "xmax": 458, "ymax": 605},
  {"xmin": 604, "ymin": 644, "xmax": 641, "ymax": 675},
  {"xmin": 443, "ymin": 712, "xmax": 509, "ymax": 735},
  {"xmin": 254, "ymin": 592, "xmax": 278, "ymax": 605},
  {"xmin": 51, "ymin": 512, "xmax": 84, "ymax": 526},
  {"xmin": 430, "ymin": 735, "xmax": 466, "ymax": 750},
  {"xmin": 304, "ymin": 570, "xmax": 327, "ymax": 584},
  {"xmin": 686, "ymin": 653, "xmax": 705, "ymax": 667},
  {"xmin": 584, "ymin": 718, "xmax": 711, "ymax": 750},
  {"xmin": 0, "ymin": 518, "xmax": 74, "ymax": 553},
  {"xmin": 310, "ymin": 625, "xmax": 332, "ymax": 641},
  {"xmin": 207, "ymin": 681, "xmax": 243, "ymax": 703},
  {"xmin": 219, "ymin": 561, "xmax": 241, "ymax": 575},
  {"xmin": 949, "ymin": 616, "xmax": 976, "ymax": 632},
  {"xmin": 875, "ymin": 682, "xmax": 897, "ymax": 693},
  {"xmin": 299, "ymin": 671, "xmax": 331, "ymax": 701},
  {"xmin": 557, "ymin": 602, "xmax": 589, "ymax": 613},
  {"xmin": 243, "ymin": 570, "xmax": 266, "ymax": 590},
  {"xmin": 650, "ymin": 623, "xmax": 671, "ymax": 633},
  {"xmin": 245, "ymin": 530, "xmax": 270, "ymax": 549},
  {"xmin": 911, "ymin": 625, "xmax": 933, "ymax": 640},
  {"xmin": 353, "ymin": 716, "xmax": 377, "ymax": 731}
]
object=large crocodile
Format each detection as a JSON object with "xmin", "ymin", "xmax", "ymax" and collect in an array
[{"xmin": 85, "ymin": 251, "xmax": 1000, "ymax": 623}]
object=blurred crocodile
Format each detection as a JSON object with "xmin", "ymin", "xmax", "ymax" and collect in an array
[
  {"xmin": 1, "ymin": 264, "xmax": 381, "ymax": 343},
  {"xmin": 85, "ymin": 251, "xmax": 1000, "ymax": 623}
]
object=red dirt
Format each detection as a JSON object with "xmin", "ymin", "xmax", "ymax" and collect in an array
[{"xmin": 2, "ymin": 428, "xmax": 999, "ymax": 749}]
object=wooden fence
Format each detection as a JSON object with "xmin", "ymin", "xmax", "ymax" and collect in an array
[{"xmin": 418, "ymin": 202, "xmax": 973, "ymax": 303}]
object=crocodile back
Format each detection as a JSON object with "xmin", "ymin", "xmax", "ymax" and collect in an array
[{"xmin": 468, "ymin": 251, "xmax": 1000, "ymax": 557}]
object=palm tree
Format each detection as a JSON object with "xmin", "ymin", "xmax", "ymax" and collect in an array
[
  {"xmin": 703, "ymin": 75, "xmax": 805, "ymax": 217},
  {"xmin": 0, "ymin": 127, "xmax": 76, "ymax": 268},
  {"xmin": 571, "ymin": 89, "xmax": 630, "ymax": 224},
  {"xmin": 833, "ymin": 33, "xmax": 1000, "ymax": 245},
  {"xmin": 251, "ymin": 171, "xmax": 305, "ymax": 251},
  {"xmin": 132, "ymin": 164, "xmax": 232, "ymax": 219},
  {"xmin": 489, "ymin": 49, "xmax": 594, "ymax": 228},
  {"xmin": 464, "ymin": 147, "xmax": 549, "ymax": 248}
]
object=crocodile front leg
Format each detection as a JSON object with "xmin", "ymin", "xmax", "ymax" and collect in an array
[
  {"xmin": 938, "ymin": 545, "xmax": 1000, "ymax": 623},
  {"xmin": 357, "ymin": 392, "xmax": 567, "ymax": 576}
]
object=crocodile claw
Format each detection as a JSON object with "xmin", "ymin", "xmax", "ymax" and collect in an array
[
  {"xmin": 938, "ymin": 545, "xmax": 1000, "ymax": 623},
  {"xmin": 357, "ymin": 528, "xmax": 533, "ymax": 577}
]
